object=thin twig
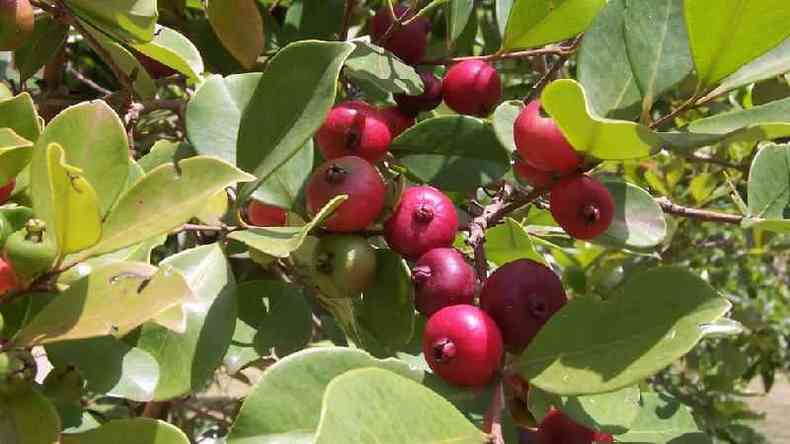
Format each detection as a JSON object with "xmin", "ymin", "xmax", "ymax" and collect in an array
[
  {"xmin": 340, "ymin": 0, "xmax": 356, "ymax": 40},
  {"xmin": 483, "ymin": 380, "xmax": 505, "ymax": 444},
  {"xmin": 421, "ymin": 45, "xmax": 570, "ymax": 65},
  {"xmin": 684, "ymin": 153, "xmax": 745, "ymax": 171},
  {"xmin": 524, "ymin": 35, "xmax": 583, "ymax": 103},
  {"xmin": 656, "ymin": 197, "xmax": 743, "ymax": 224},
  {"xmin": 66, "ymin": 65, "xmax": 113, "ymax": 96}
]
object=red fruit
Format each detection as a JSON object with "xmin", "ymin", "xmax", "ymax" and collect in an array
[
  {"xmin": 395, "ymin": 72, "xmax": 444, "ymax": 116},
  {"xmin": 247, "ymin": 200, "xmax": 287, "ymax": 227},
  {"xmin": 514, "ymin": 160, "xmax": 554, "ymax": 188},
  {"xmin": 380, "ymin": 106, "xmax": 415, "ymax": 139},
  {"xmin": 370, "ymin": 5, "xmax": 430, "ymax": 65},
  {"xmin": 316, "ymin": 101, "xmax": 393, "ymax": 163},
  {"xmin": 514, "ymin": 100, "xmax": 582, "ymax": 175},
  {"xmin": 136, "ymin": 52, "xmax": 177, "ymax": 79},
  {"xmin": 537, "ymin": 409, "xmax": 613, "ymax": 444},
  {"xmin": 0, "ymin": 0, "xmax": 34, "ymax": 51},
  {"xmin": 423, "ymin": 304, "xmax": 503, "ymax": 387},
  {"xmin": 412, "ymin": 248, "xmax": 476, "ymax": 316},
  {"xmin": 0, "ymin": 180, "xmax": 14, "ymax": 203},
  {"xmin": 480, "ymin": 259, "xmax": 567, "ymax": 351},
  {"xmin": 384, "ymin": 186, "xmax": 458, "ymax": 260},
  {"xmin": 0, "ymin": 258, "xmax": 18, "ymax": 296},
  {"xmin": 549, "ymin": 175, "xmax": 615, "ymax": 240},
  {"xmin": 442, "ymin": 60, "xmax": 501, "ymax": 117},
  {"xmin": 306, "ymin": 156, "xmax": 386, "ymax": 233}
]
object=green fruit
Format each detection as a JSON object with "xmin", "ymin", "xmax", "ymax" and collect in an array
[
  {"xmin": 312, "ymin": 235, "xmax": 377, "ymax": 299},
  {"xmin": 3, "ymin": 219, "xmax": 57, "ymax": 286},
  {"xmin": 0, "ymin": 0, "xmax": 34, "ymax": 51},
  {"xmin": 0, "ymin": 349, "xmax": 35, "ymax": 395}
]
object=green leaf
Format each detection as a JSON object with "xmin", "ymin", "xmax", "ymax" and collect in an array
[
  {"xmin": 83, "ymin": 156, "xmax": 254, "ymax": 258},
  {"xmin": 684, "ymin": 0, "xmax": 790, "ymax": 88},
  {"xmin": 282, "ymin": 0, "xmax": 344, "ymax": 44},
  {"xmin": 615, "ymin": 393, "xmax": 710, "ymax": 443},
  {"xmin": 502, "ymin": 0, "xmax": 606, "ymax": 51},
  {"xmin": 485, "ymin": 218, "xmax": 546, "ymax": 266},
  {"xmin": 47, "ymin": 336, "xmax": 160, "ymax": 402},
  {"xmin": 541, "ymin": 79, "xmax": 662, "ymax": 160},
  {"xmin": 747, "ymin": 143, "xmax": 789, "ymax": 220},
  {"xmin": 13, "ymin": 16, "xmax": 69, "ymax": 82},
  {"xmin": 344, "ymin": 41, "xmax": 425, "ymax": 95},
  {"xmin": 704, "ymin": 38, "xmax": 790, "ymax": 99},
  {"xmin": 137, "ymin": 140, "xmax": 194, "ymax": 173},
  {"xmin": 0, "ymin": 93, "xmax": 41, "ymax": 142},
  {"xmin": 314, "ymin": 368, "xmax": 485, "ymax": 444},
  {"xmin": 34, "ymin": 101, "xmax": 130, "ymax": 216},
  {"xmin": 496, "ymin": 0, "xmax": 514, "ymax": 37},
  {"xmin": 132, "ymin": 244, "xmax": 237, "ymax": 400},
  {"xmin": 228, "ymin": 195, "xmax": 347, "ymax": 258},
  {"xmin": 130, "ymin": 24, "xmax": 204, "ymax": 81},
  {"xmin": 207, "ymin": 0, "xmax": 264, "ymax": 69},
  {"xmin": 60, "ymin": 418, "xmax": 189, "ymax": 444},
  {"xmin": 186, "ymin": 73, "xmax": 262, "ymax": 165},
  {"xmin": 14, "ymin": 261, "xmax": 192, "ymax": 346},
  {"xmin": 0, "ymin": 129, "xmax": 33, "ymax": 185},
  {"xmin": 623, "ymin": 0, "xmax": 693, "ymax": 110},
  {"xmin": 529, "ymin": 386, "xmax": 641, "ymax": 434},
  {"xmin": 355, "ymin": 250, "xmax": 415, "ymax": 356},
  {"xmin": 228, "ymin": 347, "xmax": 420, "ymax": 444},
  {"xmin": 689, "ymin": 173, "xmax": 717, "ymax": 204},
  {"xmin": 391, "ymin": 115, "xmax": 511, "ymax": 192},
  {"xmin": 577, "ymin": 0, "xmax": 642, "ymax": 118},
  {"xmin": 448, "ymin": 0, "xmax": 475, "ymax": 42},
  {"xmin": 251, "ymin": 139, "xmax": 313, "ymax": 210},
  {"xmin": 595, "ymin": 179, "xmax": 668, "ymax": 249},
  {"xmin": 518, "ymin": 267, "xmax": 732, "ymax": 395},
  {"xmin": 492, "ymin": 100, "xmax": 523, "ymax": 153},
  {"xmin": 64, "ymin": 0, "xmax": 158, "ymax": 43},
  {"xmin": 0, "ymin": 384, "xmax": 61, "ymax": 444},
  {"xmin": 689, "ymin": 96, "xmax": 790, "ymax": 136},
  {"xmin": 237, "ymin": 40, "xmax": 355, "ymax": 201}
]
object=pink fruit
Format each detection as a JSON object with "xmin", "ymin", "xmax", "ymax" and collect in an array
[
  {"xmin": 247, "ymin": 200, "xmax": 287, "ymax": 227},
  {"xmin": 381, "ymin": 106, "xmax": 415, "ymax": 138},
  {"xmin": 514, "ymin": 160, "xmax": 554, "ymax": 188},
  {"xmin": 412, "ymin": 248, "xmax": 476, "ymax": 316},
  {"xmin": 370, "ymin": 5, "xmax": 430, "ymax": 65},
  {"xmin": 384, "ymin": 186, "xmax": 458, "ymax": 260},
  {"xmin": 316, "ymin": 101, "xmax": 393, "ymax": 163},
  {"xmin": 536, "ymin": 408, "xmax": 613, "ymax": 444},
  {"xmin": 549, "ymin": 175, "xmax": 615, "ymax": 240},
  {"xmin": 442, "ymin": 60, "xmax": 501, "ymax": 117},
  {"xmin": 0, "ymin": 258, "xmax": 18, "ymax": 296},
  {"xmin": 395, "ymin": 72, "xmax": 444, "ymax": 116},
  {"xmin": 514, "ymin": 100, "xmax": 581, "ymax": 175}
]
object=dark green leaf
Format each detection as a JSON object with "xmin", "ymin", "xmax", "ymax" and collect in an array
[
  {"xmin": 616, "ymin": 393, "xmax": 710, "ymax": 443},
  {"xmin": 344, "ymin": 41, "xmax": 424, "ymax": 95},
  {"xmin": 596, "ymin": 179, "xmax": 668, "ymax": 249},
  {"xmin": 13, "ymin": 16, "xmax": 69, "ymax": 82}
]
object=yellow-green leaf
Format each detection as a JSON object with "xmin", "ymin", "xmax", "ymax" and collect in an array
[
  {"xmin": 207, "ymin": 0, "xmax": 264, "ymax": 69},
  {"xmin": 0, "ymin": 128, "xmax": 33, "ymax": 184}
]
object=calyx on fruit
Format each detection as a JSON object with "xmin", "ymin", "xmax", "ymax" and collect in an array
[
  {"xmin": 311, "ymin": 235, "xmax": 377, "ymax": 299},
  {"xmin": 514, "ymin": 100, "xmax": 582, "ymax": 175},
  {"xmin": 246, "ymin": 200, "xmax": 288, "ymax": 227},
  {"xmin": 316, "ymin": 101, "xmax": 393, "ymax": 163},
  {"xmin": 3, "ymin": 218, "xmax": 57, "ymax": 287},
  {"xmin": 412, "ymin": 248, "xmax": 476, "ymax": 316},
  {"xmin": 480, "ymin": 259, "xmax": 567, "ymax": 351},
  {"xmin": 0, "ymin": 0, "xmax": 33, "ymax": 51},
  {"xmin": 423, "ymin": 304, "xmax": 503, "ymax": 387},
  {"xmin": 442, "ymin": 60, "xmax": 501, "ymax": 117},
  {"xmin": 370, "ymin": 5, "xmax": 430, "ymax": 65},
  {"xmin": 549, "ymin": 175, "xmax": 615, "ymax": 240},
  {"xmin": 306, "ymin": 156, "xmax": 386, "ymax": 233},
  {"xmin": 384, "ymin": 186, "xmax": 458, "ymax": 260},
  {"xmin": 0, "ymin": 349, "xmax": 36, "ymax": 394}
]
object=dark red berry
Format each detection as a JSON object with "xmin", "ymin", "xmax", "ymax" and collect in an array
[
  {"xmin": 306, "ymin": 156, "xmax": 386, "ymax": 233},
  {"xmin": 423, "ymin": 304, "xmax": 503, "ymax": 387},
  {"xmin": 480, "ymin": 259, "xmax": 567, "ymax": 351},
  {"xmin": 0, "ymin": 179, "xmax": 14, "ymax": 203},
  {"xmin": 395, "ymin": 72, "xmax": 444, "ymax": 116},
  {"xmin": 247, "ymin": 200, "xmax": 287, "ymax": 227},
  {"xmin": 536, "ymin": 408, "xmax": 613, "ymax": 444},
  {"xmin": 384, "ymin": 186, "xmax": 458, "ymax": 260},
  {"xmin": 442, "ymin": 60, "xmax": 501, "ymax": 117},
  {"xmin": 136, "ymin": 52, "xmax": 177, "ymax": 79},
  {"xmin": 514, "ymin": 100, "xmax": 582, "ymax": 175},
  {"xmin": 380, "ymin": 106, "xmax": 415, "ymax": 139},
  {"xmin": 412, "ymin": 248, "xmax": 476, "ymax": 316},
  {"xmin": 370, "ymin": 5, "xmax": 430, "ymax": 65},
  {"xmin": 549, "ymin": 175, "xmax": 615, "ymax": 240},
  {"xmin": 316, "ymin": 101, "xmax": 392, "ymax": 163},
  {"xmin": 514, "ymin": 159, "xmax": 554, "ymax": 188}
]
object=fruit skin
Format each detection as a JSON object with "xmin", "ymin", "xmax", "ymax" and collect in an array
[
  {"xmin": 514, "ymin": 159, "xmax": 554, "ymax": 188},
  {"xmin": 306, "ymin": 156, "xmax": 386, "ymax": 233},
  {"xmin": 549, "ymin": 175, "xmax": 615, "ymax": 240},
  {"xmin": 0, "ymin": 0, "xmax": 33, "ymax": 51},
  {"xmin": 3, "ymin": 219, "xmax": 57, "ymax": 287},
  {"xmin": 247, "ymin": 200, "xmax": 287, "ymax": 227},
  {"xmin": 442, "ymin": 60, "xmax": 502, "ymax": 117},
  {"xmin": 395, "ymin": 72, "xmax": 444, "ymax": 116},
  {"xmin": 0, "ymin": 179, "xmax": 14, "ymax": 203},
  {"xmin": 412, "ymin": 248, "xmax": 476, "ymax": 316},
  {"xmin": 423, "ymin": 304, "xmax": 503, "ymax": 387},
  {"xmin": 384, "ymin": 186, "xmax": 458, "ymax": 260},
  {"xmin": 479, "ymin": 259, "xmax": 567, "ymax": 351},
  {"xmin": 316, "ymin": 101, "xmax": 393, "ymax": 163},
  {"xmin": 0, "ymin": 257, "xmax": 17, "ymax": 296},
  {"xmin": 380, "ymin": 106, "xmax": 415, "ymax": 139},
  {"xmin": 370, "ymin": 5, "xmax": 430, "ymax": 65},
  {"xmin": 312, "ymin": 235, "xmax": 377, "ymax": 299},
  {"xmin": 514, "ymin": 100, "xmax": 582, "ymax": 175},
  {"xmin": 536, "ymin": 408, "xmax": 613, "ymax": 444}
]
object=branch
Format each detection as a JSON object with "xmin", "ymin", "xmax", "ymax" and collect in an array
[
  {"xmin": 684, "ymin": 153, "xmax": 745, "ymax": 171},
  {"xmin": 656, "ymin": 197, "xmax": 743, "ymax": 224},
  {"xmin": 524, "ymin": 35, "xmax": 583, "ymax": 103},
  {"xmin": 420, "ymin": 45, "xmax": 570, "ymax": 65},
  {"xmin": 66, "ymin": 65, "xmax": 113, "ymax": 96},
  {"xmin": 340, "ymin": 0, "xmax": 356, "ymax": 41},
  {"xmin": 483, "ymin": 380, "xmax": 505, "ymax": 444}
]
